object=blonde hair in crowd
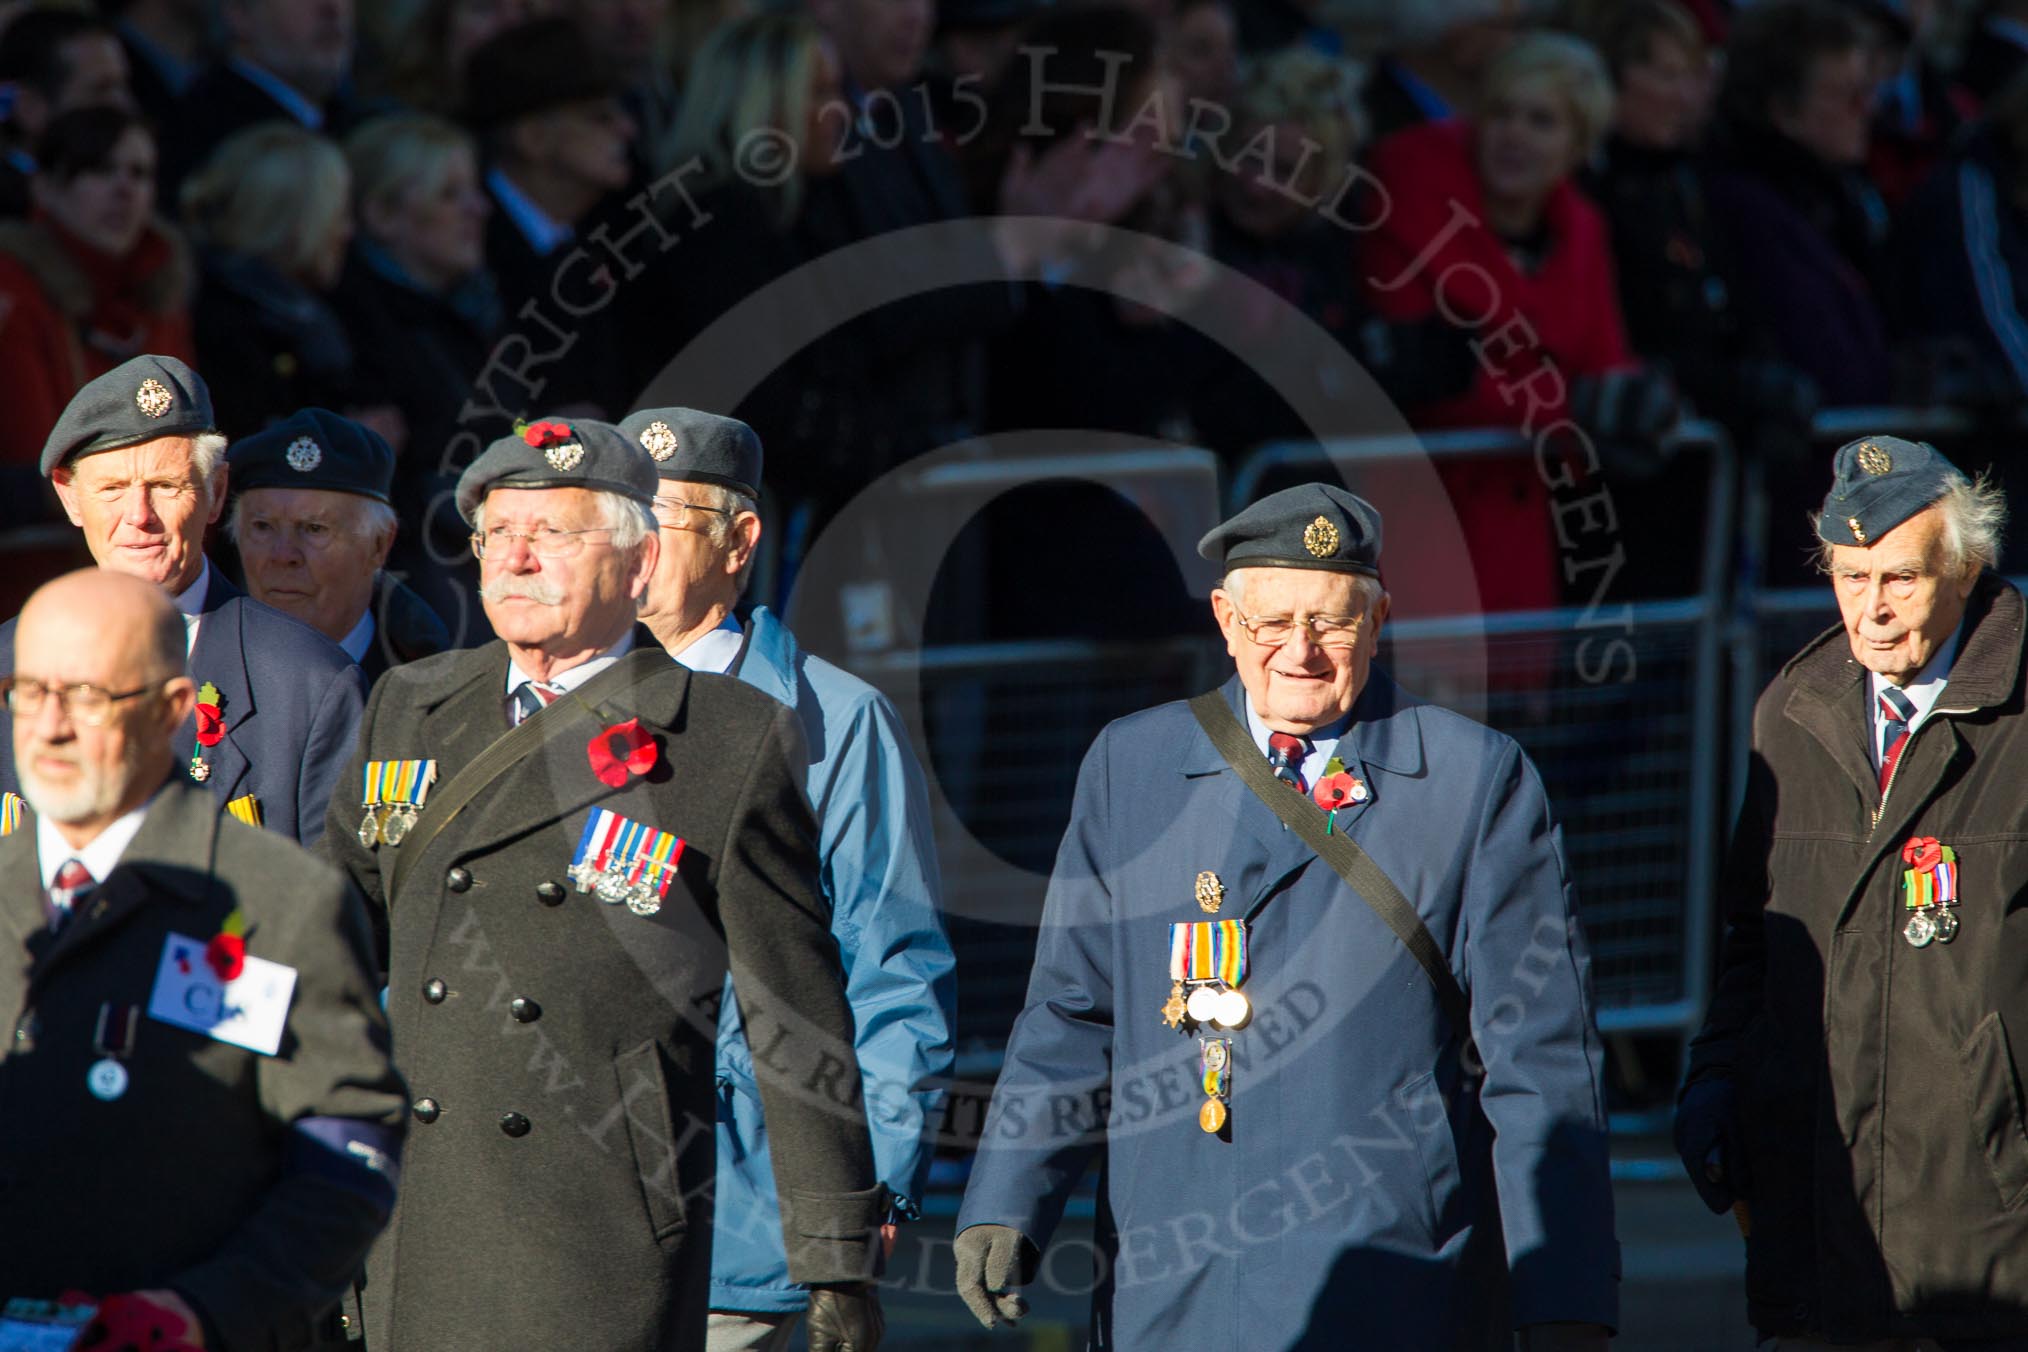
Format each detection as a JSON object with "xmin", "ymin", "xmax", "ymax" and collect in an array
[
  {"xmin": 1480, "ymin": 31, "xmax": 1616, "ymax": 157},
  {"xmin": 345, "ymin": 112, "xmax": 475, "ymax": 231},
  {"xmin": 181, "ymin": 123, "xmax": 351, "ymax": 283},
  {"xmin": 661, "ymin": 11, "xmax": 829, "ymax": 225}
]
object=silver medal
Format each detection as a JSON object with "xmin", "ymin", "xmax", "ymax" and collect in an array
[
  {"xmin": 1934, "ymin": 908, "xmax": 1960, "ymax": 944},
  {"xmin": 87, "ymin": 1058, "xmax": 128, "ymax": 1101},
  {"xmin": 625, "ymin": 883, "xmax": 661, "ymax": 917},
  {"xmin": 381, "ymin": 806, "xmax": 415, "ymax": 848},
  {"xmin": 1905, "ymin": 908, "xmax": 1938, "ymax": 948},
  {"xmin": 358, "ymin": 806, "xmax": 382, "ymax": 850},
  {"xmin": 594, "ymin": 864, "xmax": 631, "ymax": 906}
]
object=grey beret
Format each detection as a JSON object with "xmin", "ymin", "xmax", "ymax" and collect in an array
[
  {"xmin": 1198, "ymin": 482, "xmax": 1382, "ymax": 578},
  {"xmin": 616, "ymin": 407, "xmax": 763, "ymax": 498},
  {"xmin": 227, "ymin": 408, "xmax": 394, "ymax": 504},
  {"xmin": 1817, "ymin": 436, "xmax": 1965, "ymax": 548},
  {"xmin": 41, "ymin": 353, "xmax": 216, "ymax": 475},
  {"xmin": 455, "ymin": 417, "xmax": 657, "ymax": 524}
]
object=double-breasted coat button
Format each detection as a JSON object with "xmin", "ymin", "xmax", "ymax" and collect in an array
[
  {"xmin": 499, "ymin": 1111, "xmax": 531, "ymax": 1137},
  {"xmin": 423, "ymin": 979, "xmax": 447, "ymax": 1004},
  {"xmin": 509, "ymin": 997, "xmax": 541, "ymax": 1023},
  {"xmin": 413, "ymin": 1097, "xmax": 441, "ymax": 1124},
  {"xmin": 446, "ymin": 867, "xmax": 472, "ymax": 893},
  {"xmin": 535, "ymin": 881, "xmax": 565, "ymax": 905}
]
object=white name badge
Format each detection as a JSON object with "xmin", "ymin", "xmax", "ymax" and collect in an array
[{"xmin": 147, "ymin": 932, "xmax": 297, "ymax": 1056}]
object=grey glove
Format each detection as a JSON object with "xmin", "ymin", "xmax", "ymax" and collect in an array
[
  {"xmin": 954, "ymin": 1223, "xmax": 1033, "ymax": 1329},
  {"xmin": 806, "ymin": 1283, "xmax": 883, "ymax": 1352}
]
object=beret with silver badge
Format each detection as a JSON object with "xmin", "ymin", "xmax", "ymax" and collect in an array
[
  {"xmin": 615, "ymin": 407, "xmax": 763, "ymax": 498},
  {"xmin": 226, "ymin": 408, "xmax": 395, "ymax": 503},
  {"xmin": 40, "ymin": 353, "xmax": 216, "ymax": 476},
  {"xmin": 455, "ymin": 417, "xmax": 657, "ymax": 524}
]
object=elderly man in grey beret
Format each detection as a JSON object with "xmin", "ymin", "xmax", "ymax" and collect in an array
[
  {"xmin": 1680, "ymin": 437, "xmax": 2028, "ymax": 1347},
  {"xmin": 616, "ymin": 407, "xmax": 955, "ymax": 1352},
  {"xmin": 957, "ymin": 482, "xmax": 1616, "ymax": 1352},
  {"xmin": 320, "ymin": 415, "xmax": 887, "ymax": 1352},
  {"xmin": 0, "ymin": 354, "xmax": 363, "ymax": 845}
]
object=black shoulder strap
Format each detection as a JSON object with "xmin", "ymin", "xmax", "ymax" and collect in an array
[{"xmin": 1187, "ymin": 691, "xmax": 1473, "ymax": 1042}]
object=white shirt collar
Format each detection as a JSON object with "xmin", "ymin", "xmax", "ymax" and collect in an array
[
  {"xmin": 486, "ymin": 166, "xmax": 572, "ymax": 257},
  {"xmin": 505, "ymin": 628, "xmax": 636, "ymax": 697},
  {"xmin": 1869, "ymin": 622, "xmax": 1964, "ymax": 761},
  {"xmin": 338, "ymin": 609, "xmax": 375, "ymax": 664},
  {"xmin": 37, "ymin": 791, "xmax": 156, "ymax": 892},
  {"xmin": 172, "ymin": 560, "xmax": 210, "ymax": 655},
  {"xmin": 667, "ymin": 613, "xmax": 743, "ymax": 676},
  {"xmin": 171, "ymin": 559, "xmax": 210, "ymax": 618}
]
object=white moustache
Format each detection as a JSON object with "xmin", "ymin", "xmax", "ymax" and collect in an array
[{"xmin": 479, "ymin": 579, "xmax": 567, "ymax": 606}]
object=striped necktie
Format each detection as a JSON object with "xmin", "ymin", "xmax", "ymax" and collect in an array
[
  {"xmin": 1878, "ymin": 685, "xmax": 1916, "ymax": 791},
  {"xmin": 47, "ymin": 858, "xmax": 93, "ymax": 929},
  {"xmin": 1267, "ymin": 732, "xmax": 1309, "ymax": 794},
  {"xmin": 511, "ymin": 680, "xmax": 563, "ymax": 727}
]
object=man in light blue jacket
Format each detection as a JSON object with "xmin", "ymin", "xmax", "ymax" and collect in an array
[{"xmin": 617, "ymin": 407, "xmax": 957, "ymax": 1352}]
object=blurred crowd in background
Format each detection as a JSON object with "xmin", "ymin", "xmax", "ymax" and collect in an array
[{"xmin": 0, "ymin": 0, "xmax": 2021, "ymax": 637}]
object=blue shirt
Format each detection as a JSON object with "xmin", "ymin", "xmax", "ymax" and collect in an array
[{"xmin": 486, "ymin": 166, "xmax": 572, "ymax": 258}]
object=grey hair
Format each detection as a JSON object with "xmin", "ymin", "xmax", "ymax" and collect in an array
[
  {"xmin": 1219, "ymin": 567, "xmax": 1385, "ymax": 614},
  {"xmin": 471, "ymin": 490, "xmax": 656, "ymax": 553},
  {"xmin": 191, "ymin": 432, "xmax": 228, "ymax": 482},
  {"xmin": 676, "ymin": 480, "xmax": 762, "ymax": 596},
  {"xmin": 1813, "ymin": 471, "xmax": 2008, "ymax": 577},
  {"xmin": 224, "ymin": 491, "xmax": 400, "ymax": 548}
]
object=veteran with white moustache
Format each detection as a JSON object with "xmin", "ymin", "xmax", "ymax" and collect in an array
[{"xmin": 320, "ymin": 415, "xmax": 887, "ymax": 1351}]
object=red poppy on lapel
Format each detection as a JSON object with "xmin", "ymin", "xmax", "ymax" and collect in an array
[
  {"xmin": 1902, "ymin": 836, "xmax": 1943, "ymax": 872},
  {"xmin": 588, "ymin": 718, "xmax": 657, "ymax": 788},
  {"xmin": 1313, "ymin": 772, "xmax": 1357, "ymax": 811},
  {"xmin": 205, "ymin": 907, "xmax": 247, "ymax": 982}
]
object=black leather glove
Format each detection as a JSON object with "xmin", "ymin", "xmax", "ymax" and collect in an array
[
  {"xmin": 1674, "ymin": 1076, "xmax": 1749, "ymax": 1214},
  {"xmin": 806, "ymin": 1283, "xmax": 883, "ymax": 1352},
  {"xmin": 954, "ymin": 1223, "xmax": 1034, "ymax": 1329}
]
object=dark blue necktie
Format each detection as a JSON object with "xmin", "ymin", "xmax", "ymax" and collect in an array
[{"xmin": 1878, "ymin": 685, "xmax": 1916, "ymax": 791}]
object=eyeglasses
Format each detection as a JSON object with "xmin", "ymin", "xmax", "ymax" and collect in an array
[
  {"xmin": 470, "ymin": 526, "xmax": 615, "ymax": 560},
  {"xmin": 1230, "ymin": 606, "xmax": 1367, "ymax": 649},
  {"xmin": 3, "ymin": 676, "xmax": 163, "ymax": 726},
  {"xmin": 651, "ymin": 497, "xmax": 735, "ymax": 530}
]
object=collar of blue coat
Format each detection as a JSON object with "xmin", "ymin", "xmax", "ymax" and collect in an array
[
  {"xmin": 1181, "ymin": 669, "xmax": 1425, "ymax": 778},
  {"xmin": 736, "ymin": 607, "xmax": 799, "ymax": 708}
]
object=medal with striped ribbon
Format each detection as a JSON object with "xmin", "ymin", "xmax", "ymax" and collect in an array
[{"xmin": 568, "ymin": 808, "xmax": 686, "ymax": 916}]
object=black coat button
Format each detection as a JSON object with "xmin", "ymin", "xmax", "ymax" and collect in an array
[
  {"xmin": 509, "ymin": 997, "xmax": 541, "ymax": 1023},
  {"xmin": 423, "ymin": 979, "xmax": 447, "ymax": 1004},
  {"xmin": 499, "ymin": 1111, "xmax": 531, "ymax": 1138},
  {"xmin": 446, "ymin": 867, "xmax": 472, "ymax": 893},
  {"xmin": 535, "ymin": 881, "xmax": 565, "ymax": 905},
  {"xmin": 413, "ymin": 1098, "xmax": 441, "ymax": 1124}
]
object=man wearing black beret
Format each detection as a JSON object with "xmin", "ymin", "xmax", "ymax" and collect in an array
[
  {"xmin": 0, "ymin": 354, "xmax": 364, "ymax": 846},
  {"xmin": 226, "ymin": 407, "xmax": 449, "ymax": 684},
  {"xmin": 1679, "ymin": 437, "xmax": 2028, "ymax": 1346},
  {"xmin": 321, "ymin": 414, "xmax": 887, "ymax": 1351},
  {"xmin": 957, "ymin": 482, "xmax": 1617, "ymax": 1351}
]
